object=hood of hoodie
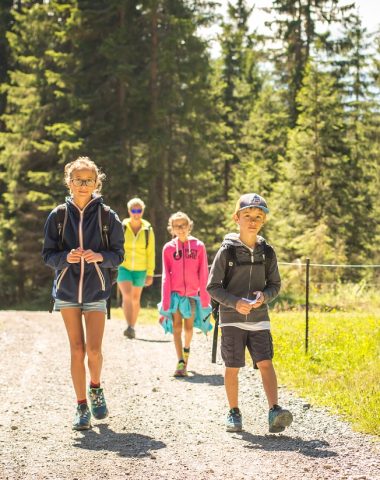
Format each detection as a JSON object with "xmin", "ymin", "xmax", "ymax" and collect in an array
[
  {"xmin": 122, "ymin": 217, "xmax": 152, "ymax": 229},
  {"xmin": 222, "ymin": 233, "xmax": 266, "ymax": 252},
  {"xmin": 66, "ymin": 194, "xmax": 103, "ymax": 217},
  {"xmin": 167, "ymin": 235, "xmax": 197, "ymax": 258}
]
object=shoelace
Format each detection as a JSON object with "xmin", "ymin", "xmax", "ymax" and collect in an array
[
  {"xmin": 77, "ymin": 406, "xmax": 90, "ymax": 419},
  {"xmin": 90, "ymin": 391, "xmax": 105, "ymax": 407}
]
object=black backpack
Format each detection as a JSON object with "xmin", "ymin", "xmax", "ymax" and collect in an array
[
  {"xmin": 211, "ymin": 241, "xmax": 274, "ymax": 363},
  {"xmin": 53, "ymin": 203, "xmax": 117, "ymax": 319}
]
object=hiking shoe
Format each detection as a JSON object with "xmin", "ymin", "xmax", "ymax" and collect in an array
[
  {"xmin": 88, "ymin": 387, "xmax": 109, "ymax": 420},
  {"xmin": 226, "ymin": 408, "xmax": 243, "ymax": 432},
  {"xmin": 173, "ymin": 360, "xmax": 188, "ymax": 377},
  {"xmin": 72, "ymin": 403, "xmax": 91, "ymax": 431},
  {"xmin": 124, "ymin": 326, "xmax": 135, "ymax": 339},
  {"xmin": 268, "ymin": 405, "xmax": 293, "ymax": 433},
  {"xmin": 183, "ymin": 350, "xmax": 190, "ymax": 367}
]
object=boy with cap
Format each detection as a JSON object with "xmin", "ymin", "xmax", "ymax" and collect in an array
[{"xmin": 207, "ymin": 193, "xmax": 293, "ymax": 433}]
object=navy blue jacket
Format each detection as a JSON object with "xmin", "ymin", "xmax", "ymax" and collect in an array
[{"xmin": 42, "ymin": 195, "xmax": 124, "ymax": 303}]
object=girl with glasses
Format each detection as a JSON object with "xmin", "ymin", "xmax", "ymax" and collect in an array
[
  {"xmin": 159, "ymin": 212, "xmax": 212, "ymax": 377},
  {"xmin": 42, "ymin": 157, "xmax": 124, "ymax": 430},
  {"xmin": 117, "ymin": 197, "xmax": 156, "ymax": 339}
]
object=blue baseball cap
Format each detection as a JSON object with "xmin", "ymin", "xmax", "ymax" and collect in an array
[{"xmin": 236, "ymin": 193, "xmax": 269, "ymax": 214}]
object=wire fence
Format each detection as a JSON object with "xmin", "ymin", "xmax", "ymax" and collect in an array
[
  {"xmin": 278, "ymin": 259, "xmax": 380, "ymax": 352},
  {"xmin": 117, "ymin": 258, "xmax": 380, "ymax": 354}
]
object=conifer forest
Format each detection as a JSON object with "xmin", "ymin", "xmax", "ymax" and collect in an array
[{"xmin": 0, "ymin": 0, "xmax": 379, "ymax": 307}]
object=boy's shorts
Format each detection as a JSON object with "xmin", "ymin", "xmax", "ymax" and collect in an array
[
  {"xmin": 117, "ymin": 267, "xmax": 147, "ymax": 287},
  {"xmin": 54, "ymin": 299, "xmax": 107, "ymax": 313},
  {"xmin": 221, "ymin": 326, "xmax": 274, "ymax": 368}
]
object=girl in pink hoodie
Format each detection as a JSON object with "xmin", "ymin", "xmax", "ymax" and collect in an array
[{"xmin": 159, "ymin": 212, "xmax": 212, "ymax": 377}]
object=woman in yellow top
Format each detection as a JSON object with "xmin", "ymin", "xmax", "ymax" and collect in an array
[{"xmin": 117, "ymin": 198, "xmax": 155, "ymax": 338}]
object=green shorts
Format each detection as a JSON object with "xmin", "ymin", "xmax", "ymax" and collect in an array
[{"xmin": 117, "ymin": 267, "xmax": 147, "ymax": 287}]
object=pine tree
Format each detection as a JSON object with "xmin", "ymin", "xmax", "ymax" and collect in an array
[
  {"xmin": 71, "ymin": 1, "xmax": 216, "ymax": 253},
  {"xmin": 266, "ymin": 0, "xmax": 355, "ymax": 125},
  {"xmin": 232, "ymin": 83, "xmax": 289, "ymax": 200},
  {"xmin": 336, "ymin": 14, "xmax": 377, "ymax": 265},
  {"xmin": 0, "ymin": 0, "xmax": 13, "ymax": 131},
  {"xmin": 143, "ymin": 0, "xmax": 218, "ymax": 253},
  {"xmin": 217, "ymin": 0, "xmax": 262, "ymax": 199},
  {"xmin": 0, "ymin": 1, "xmax": 81, "ymax": 305},
  {"xmin": 278, "ymin": 60, "xmax": 352, "ymax": 266}
]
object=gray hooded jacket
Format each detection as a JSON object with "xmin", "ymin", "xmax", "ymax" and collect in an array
[{"xmin": 207, "ymin": 233, "xmax": 281, "ymax": 324}]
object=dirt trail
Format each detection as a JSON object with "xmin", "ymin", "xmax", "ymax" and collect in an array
[{"xmin": 0, "ymin": 311, "xmax": 379, "ymax": 480}]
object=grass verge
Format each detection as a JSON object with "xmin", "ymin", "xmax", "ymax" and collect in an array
[{"xmin": 271, "ymin": 309, "xmax": 380, "ymax": 436}]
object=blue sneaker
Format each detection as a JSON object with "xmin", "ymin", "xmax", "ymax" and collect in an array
[
  {"xmin": 72, "ymin": 403, "xmax": 91, "ymax": 431},
  {"xmin": 268, "ymin": 405, "xmax": 293, "ymax": 433},
  {"xmin": 226, "ymin": 408, "xmax": 243, "ymax": 432},
  {"xmin": 89, "ymin": 387, "xmax": 109, "ymax": 420}
]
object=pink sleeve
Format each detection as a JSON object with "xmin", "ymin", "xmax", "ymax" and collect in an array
[
  {"xmin": 161, "ymin": 247, "xmax": 172, "ymax": 311},
  {"xmin": 198, "ymin": 243, "xmax": 211, "ymax": 307}
]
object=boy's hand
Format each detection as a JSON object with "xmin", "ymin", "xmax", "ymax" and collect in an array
[
  {"xmin": 236, "ymin": 299, "xmax": 254, "ymax": 315},
  {"xmin": 67, "ymin": 247, "xmax": 83, "ymax": 263},
  {"xmin": 145, "ymin": 275, "xmax": 153, "ymax": 286},
  {"xmin": 251, "ymin": 291, "xmax": 264, "ymax": 309},
  {"xmin": 82, "ymin": 249, "xmax": 104, "ymax": 263}
]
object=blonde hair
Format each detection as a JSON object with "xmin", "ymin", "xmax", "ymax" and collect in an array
[
  {"xmin": 127, "ymin": 197, "xmax": 146, "ymax": 211},
  {"xmin": 167, "ymin": 211, "xmax": 193, "ymax": 235},
  {"xmin": 64, "ymin": 156, "xmax": 105, "ymax": 193}
]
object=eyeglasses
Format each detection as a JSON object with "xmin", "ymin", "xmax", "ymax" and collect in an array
[
  {"xmin": 172, "ymin": 223, "xmax": 188, "ymax": 230},
  {"xmin": 131, "ymin": 208, "xmax": 143, "ymax": 214},
  {"xmin": 71, "ymin": 178, "xmax": 96, "ymax": 187}
]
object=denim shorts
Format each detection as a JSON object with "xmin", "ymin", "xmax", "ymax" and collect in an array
[
  {"xmin": 54, "ymin": 299, "xmax": 107, "ymax": 313},
  {"xmin": 117, "ymin": 266, "xmax": 147, "ymax": 287}
]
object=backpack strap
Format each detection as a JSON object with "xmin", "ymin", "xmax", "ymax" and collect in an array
[
  {"xmin": 98, "ymin": 204, "xmax": 111, "ymax": 249},
  {"xmin": 144, "ymin": 225, "xmax": 151, "ymax": 249},
  {"xmin": 55, "ymin": 204, "xmax": 67, "ymax": 251},
  {"xmin": 122, "ymin": 220, "xmax": 150, "ymax": 249},
  {"xmin": 98, "ymin": 204, "xmax": 112, "ymax": 319},
  {"xmin": 263, "ymin": 241, "xmax": 275, "ymax": 280},
  {"xmin": 50, "ymin": 204, "xmax": 67, "ymax": 313},
  {"xmin": 211, "ymin": 245, "xmax": 235, "ymax": 321},
  {"xmin": 224, "ymin": 241, "xmax": 274, "ymax": 285},
  {"xmin": 223, "ymin": 245, "xmax": 236, "ymax": 288}
]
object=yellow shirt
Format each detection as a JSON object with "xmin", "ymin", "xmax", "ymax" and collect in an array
[{"xmin": 120, "ymin": 218, "xmax": 155, "ymax": 276}]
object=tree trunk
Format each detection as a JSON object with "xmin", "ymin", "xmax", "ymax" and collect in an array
[{"xmin": 148, "ymin": 1, "xmax": 166, "ymax": 271}]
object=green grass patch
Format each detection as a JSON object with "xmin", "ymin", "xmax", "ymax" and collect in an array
[{"xmin": 271, "ymin": 309, "xmax": 380, "ymax": 436}]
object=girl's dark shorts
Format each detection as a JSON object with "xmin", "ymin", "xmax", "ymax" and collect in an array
[{"xmin": 221, "ymin": 326, "xmax": 274, "ymax": 368}]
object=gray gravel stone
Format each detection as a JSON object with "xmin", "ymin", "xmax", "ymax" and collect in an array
[{"xmin": 0, "ymin": 311, "xmax": 379, "ymax": 480}]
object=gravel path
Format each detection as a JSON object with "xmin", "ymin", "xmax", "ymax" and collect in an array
[{"xmin": 0, "ymin": 311, "xmax": 379, "ymax": 480}]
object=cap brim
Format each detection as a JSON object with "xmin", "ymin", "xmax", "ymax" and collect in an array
[{"xmin": 238, "ymin": 205, "xmax": 269, "ymax": 214}]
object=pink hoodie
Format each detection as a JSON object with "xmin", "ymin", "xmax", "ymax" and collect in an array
[{"xmin": 161, "ymin": 236, "xmax": 211, "ymax": 310}]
